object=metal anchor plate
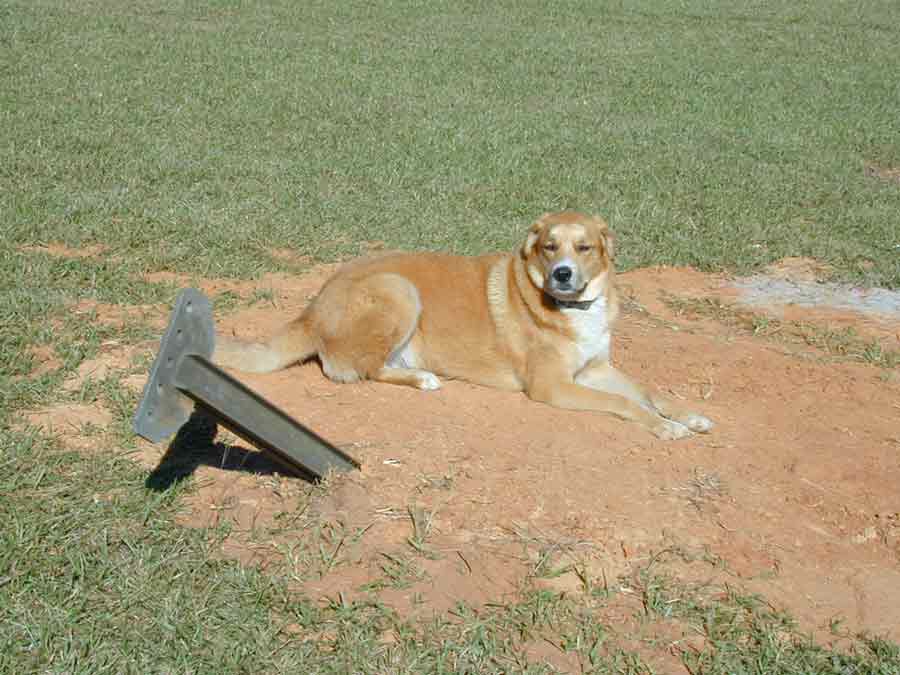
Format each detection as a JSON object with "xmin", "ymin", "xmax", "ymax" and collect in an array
[{"xmin": 133, "ymin": 288, "xmax": 358, "ymax": 479}]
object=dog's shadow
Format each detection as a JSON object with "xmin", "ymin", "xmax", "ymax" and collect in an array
[{"xmin": 144, "ymin": 410, "xmax": 315, "ymax": 491}]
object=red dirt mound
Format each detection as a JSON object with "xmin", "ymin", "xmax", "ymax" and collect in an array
[{"xmin": 31, "ymin": 262, "xmax": 900, "ymax": 640}]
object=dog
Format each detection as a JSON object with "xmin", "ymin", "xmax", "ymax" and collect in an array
[{"xmin": 215, "ymin": 211, "xmax": 713, "ymax": 439}]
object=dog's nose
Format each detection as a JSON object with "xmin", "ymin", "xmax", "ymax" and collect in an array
[{"xmin": 552, "ymin": 266, "xmax": 573, "ymax": 284}]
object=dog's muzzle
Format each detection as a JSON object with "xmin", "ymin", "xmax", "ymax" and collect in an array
[{"xmin": 548, "ymin": 261, "xmax": 582, "ymax": 297}]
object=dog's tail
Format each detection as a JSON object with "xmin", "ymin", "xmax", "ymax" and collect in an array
[{"xmin": 213, "ymin": 317, "xmax": 317, "ymax": 374}]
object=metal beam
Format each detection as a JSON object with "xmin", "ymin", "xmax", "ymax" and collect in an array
[{"xmin": 133, "ymin": 288, "xmax": 358, "ymax": 479}]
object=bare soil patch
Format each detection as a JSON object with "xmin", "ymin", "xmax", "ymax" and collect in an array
[
  {"xmin": 22, "ymin": 344, "xmax": 62, "ymax": 378},
  {"xmin": 865, "ymin": 162, "xmax": 900, "ymax": 186},
  {"xmin": 41, "ymin": 261, "xmax": 900, "ymax": 641},
  {"xmin": 765, "ymin": 256, "xmax": 834, "ymax": 283},
  {"xmin": 70, "ymin": 299, "xmax": 170, "ymax": 331},
  {"xmin": 144, "ymin": 269, "xmax": 338, "ymax": 309},
  {"xmin": 61, "ymin": 341, "xmax": 156, "ymax": 393},
  {"xmin": 18, "ymin": 242, "xmax": 108, "ymax": 259},
  {"xmin": 24, "ymin": 404, "xmax": 113, "ymax": 451},
  {"xmin": 267, "ymin": 247, "xmax": 313, "ymax": 267}
]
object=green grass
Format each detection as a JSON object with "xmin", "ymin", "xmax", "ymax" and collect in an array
[
  {"xmin": 663, "ymin": 294, "xmax": 900, "ymax": 368},
  {"xmin": 3, "ymin": 0, "xmax": 899, "ymax": 285},
  {"xmin": 4, "ymin": 434, "xmax": 897, "ymax": 673},
  {"xmin": 3, "ymin": 0, "xmax": 900, "ymax": 672},
  {"xmin": 628, "ymin": 561, "xmax": 900, "ymax": 675}
]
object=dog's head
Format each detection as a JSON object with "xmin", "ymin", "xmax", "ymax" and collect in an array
[{"xmin": 521, "ymin": 211, "xmax": 614, "ymax": 303}]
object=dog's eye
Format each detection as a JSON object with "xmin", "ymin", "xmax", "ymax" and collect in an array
[
  {"xmin": 542, "ymin": 242, "xmax": 559, "ymax": 252},
  {"xmin": 576, "ymin": 244, "xmax": 593, "ymax": 253}
]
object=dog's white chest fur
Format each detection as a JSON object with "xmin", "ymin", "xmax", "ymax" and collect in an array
[{"xmin": 562, "ymin": 298, "xmax": 611, "ymax": 369}]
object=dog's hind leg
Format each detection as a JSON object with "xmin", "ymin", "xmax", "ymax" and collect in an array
[
  {"xmin": 314, "ymin": 273, "xmax": 441, "ymax": 391},
  {"xmin": 372, "ymin": 365, "xmax": 442, "ymax": 390}
]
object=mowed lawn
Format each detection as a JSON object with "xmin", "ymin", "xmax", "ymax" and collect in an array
[
  {"xmin": 2, "ymin": 1, "xmax": 900, "ymax": 673},
  {"xmin": 4, "ymin": 0, "xmax": 899, "ymax": 284}
]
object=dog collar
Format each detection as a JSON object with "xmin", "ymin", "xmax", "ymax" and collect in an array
[{"xmin": 551, "ymin": 296, "xmax": 597, "ymax": 311}]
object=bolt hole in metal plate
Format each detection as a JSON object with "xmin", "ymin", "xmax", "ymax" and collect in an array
[{"xmin": 134, "ymin": 289, "xmax": 214, "ymax": 443}]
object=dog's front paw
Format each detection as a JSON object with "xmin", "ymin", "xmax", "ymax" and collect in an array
[
  {"xmin": 415, "ymin": 372, "xmax": 442, "ymax": 390},
  {"xmin": 682, "ymin": 414, "xmax": 714, "ymax": 433},
  {"xmin": 652, "ymin": 419, "xmax": 692, "ymax": 440}
]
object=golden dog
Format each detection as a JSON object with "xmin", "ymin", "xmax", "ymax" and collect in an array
[{"xmin": 215, "ymin": 211, "xmax": 713, "ymax": 439}]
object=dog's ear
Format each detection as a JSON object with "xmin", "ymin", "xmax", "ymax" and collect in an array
[
  {"xmin": 590, "ymin": 216, "xmax": 615, "ymax": 260},
  {"xmin": 600, "ymin": 227, "xmax": 615, "ymax": 260},
  {"xmin": 522, "ymin": 213, "xmax": 550, "ymax": 257}
]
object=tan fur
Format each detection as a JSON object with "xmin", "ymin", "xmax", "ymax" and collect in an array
[{"xmin": 215, "ymin": 211, "xmax": 713, "ymax": 439}]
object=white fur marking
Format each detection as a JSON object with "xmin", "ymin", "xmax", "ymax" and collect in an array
[
  {"xmin": 388, "ymin": 342, "xmax": 420, "ymax": 369},
  {"xmin": 385, "ymin": 290, "xmax": 422, "ymax": 369},
  {"xmin": 656, "ymin": 419, "xmax": 692, "ymax": 440},
  {"xmin": 562, "ymin": 296, "xmax": 611, "ymax": 369},
  {"xmin": 553, "ymin": 257, "xmax": 576, "ymax": 272},
  {"xmin": 683, "ymin": 414, "xmax": 714, "ymax": 433},
  {"xmin": 579, "ymin": 270, "xmax": 609, "ymax": 303},
  {"xmin": 416, "ymin": 372, "xmax": 442, "ymax": 390},
  {"xmin": 487, "ymin": 259, "xmax": 511, "ymax": 331}
]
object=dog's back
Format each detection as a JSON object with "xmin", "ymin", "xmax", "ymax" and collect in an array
[
  {"xmin": 215, "ymin": 251, "xmax": 527, "ymax": 390},
  {"xmin": 314, "ymin": 252, "xmax": 525, "ymax": 389}
]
